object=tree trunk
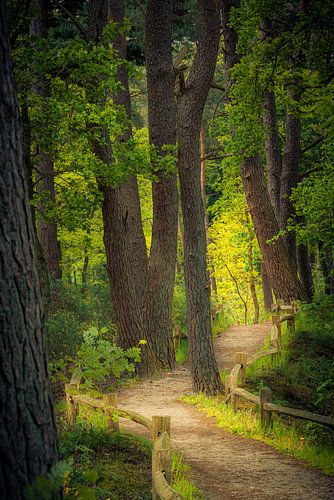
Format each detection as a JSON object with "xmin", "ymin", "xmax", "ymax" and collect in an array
[
  {"xmin": 30, "ymin": 0, "xmax": 62, "ymax": 280},
  {"xmin": 221, "ymin": 2, "xmax": 307, "ymax": 303},
  {"xmin": 241, "ymin": 156, "xmax": 307, "ymax": 302},
  {"xmin": 200, "ymin": 126, "xmax": 218, "ymax": 296},
  {"xmin": 319, "ymin": 242, "xmax": 334, "ymax": 295},
  {"xmin": 177, "ymin": 0, "xmax": 222, "ymax": 394},
  {"xmin": 280, "ymin": 89, "xmax": 301, "ymax": 267},
  {"xmin": 0, "ymin": 6, "xmax": 58, "ymax": 495},
  {"xmin": 261, "ymin": 262, "xmax": 273, "ymax": 312},
  {"xmin": 262, "ymin": 90, "xmax": 282, "ymax": 220},
  {"xmin": 81, "ymin": 252, "xmax": 89, "ymax": 294},
  {"xmin": 144, "ymin": 0, "xmax": 178, "ymax": 369}
]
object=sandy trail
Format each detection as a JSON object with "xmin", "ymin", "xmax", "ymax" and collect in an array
[{"xmin": 118, "ymin": 322, "xmax": 334, "ymax": 499}]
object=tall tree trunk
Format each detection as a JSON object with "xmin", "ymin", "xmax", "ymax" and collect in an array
[
  {"xmin": 280, "ymin": 89, "xmax": 301, "ymax": 267},
  {"xmin": 200, "ymin": 126, "xmax": 218, "ymax": 296},
  {"xmin": 297, "ymin": 243, "xmax": 314, "ymax": 298},
  {"xmin": 241, "ymin": 156, "xmax": 307, "ymax": 301},
  {"xmin": 319, "ymin": 242, "xmax": 334, "ymax": 295},
  {"xmin": 249, "ymin": 245, "xmax": 260, "ymax": 324},
  {"xmin": 144, "ymin": 0, "xmax": 178, "ymax": 369},
  {"xmin": 81, "ymin": 252, "xmax": 89, "ymax": 294},
  {"xmin": 261, "ymin": 262, "xmax": 273, "ymax": 312},
  {"xmin": 0, "ymin": 6, "xmax": 58, "ymax": 495},
  {"xmin": 262, "ymin": 90, "xmax": 282, "ymax": 220},
  {"xmin": 110, "ymin": 0, "xmax": 148, "ymax": 303},
  {"xmin": 30, "ymin": 0, "xmax": 62, "ymax": 280},
  {"xmin": 177, "ymin": 0, "xmax": 222, "ymax": 394},
  {"xmin": 221, "ymin": 1, "xmax": 307, "ymax": 303}
]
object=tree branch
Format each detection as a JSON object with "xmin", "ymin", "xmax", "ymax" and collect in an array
[
  {"xmin": 301, "ymin": 135, "xmax": 324, "ymax": 154},
  {"xmin": 51, "ymin": 0, "xmax": 88, "ymax": 41}
]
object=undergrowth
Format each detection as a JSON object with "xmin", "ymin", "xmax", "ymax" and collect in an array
[{"xmin": 56, "ymin": 398, "xmax": 203, "ymax": 499}]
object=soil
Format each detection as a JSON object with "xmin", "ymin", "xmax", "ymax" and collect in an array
[{"xmin": 117, "ymin": 322, "xmax": 334, "ymax": 499}]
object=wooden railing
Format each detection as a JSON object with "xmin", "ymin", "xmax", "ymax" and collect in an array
[
  {"xmin": 65, "ymin": 381, "xmax": 182, "ymax": 500},
  {"xmin": 225, "ymin": 301, "xmax": 334, "ymax": 430}
]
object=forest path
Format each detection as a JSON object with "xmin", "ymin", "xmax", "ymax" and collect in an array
[{"xmin": 117, "ymin": 322, "xmax": 334, "ymax": 499}]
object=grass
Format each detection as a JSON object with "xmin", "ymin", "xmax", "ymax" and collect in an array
[{"xmin": 57, "ymin": 397, "xmax": 203, "ymax": 499}]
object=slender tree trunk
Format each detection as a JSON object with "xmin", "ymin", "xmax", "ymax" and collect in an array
[
  {"xmin": 144, "ymin": 0, "xmax": 178, "ymax": 369},
  {"xmin": 0, "ymin": 7, "xmax": 58, "ymax": 495},
  {"xmin": 200, "ymin": 126, "xmax": 218, "ymax": 296},
  {"xmin": 319, "ymin": 242, "xmax": 334, "ymax": 295},
  {"xmin": 177, "ymin": 0, "xmax": 222, "ymax": 394},
  {"xmin": 81, "ymin": 252, "xmax": 89, "ymax": 294},
  {"xmin": 30, "ymin": 0, "xmax": 62, "ymax": 280},
  {"xmin": 261, "ymin": 262, "xmax": 273, "ymax": 312},
  {"xmin": 249, "ymin": 245, "xmax": 260, "ymax": 324}
]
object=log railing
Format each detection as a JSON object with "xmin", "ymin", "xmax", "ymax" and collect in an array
[
  {"xmin": 65, "ymin": 381, "xmax": 182, "ymax": 499},
  {"xmin": 225, "ymin": 301, "xmax": 334, "ymax": 430}
]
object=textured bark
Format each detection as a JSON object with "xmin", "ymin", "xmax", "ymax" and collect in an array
[
  {"xmin": 241, "ymin": 156, "xmax": 307, "ymax": 302},
  {"xmin": 144, "ymin": 0, "xmax": 178, "ymax": 369},
  {"xmin": 262, "ymin": 91, "xmax": 282, "ymax": 219},
  {"xmin": 31, "ymin": 0, "xmax": 62, "ymax": 280},
  {"xmin": 110, "ymin": 0, "xmax": 148, "ymax": 303},
  {"xmin": 319, "ymin": 242, "xmax": 334, "ymax": 295},
  {"xmin": 200, "ymin": 126, "xmax": 218, "ymax": 296},
  {"xmin": 177, "ymin": 0, "xmax": 222, "ymax": 394},
  {"xmin": 81, "ymin": 252, "xmax": 89, "ymax": 294},
  {"xmin": 261, "ymin": 262, "xmax": 273, "ymax": 312},
  {"xmin": 280, "ymin": 89, "xmax": 301, "ymax": 266},
  {"xmin": 221, "ymin": 0, "xmax": 240, "ymax": 93},
  {"xmin": 0, "ymin": 6, "xmax": 58, "ymax": 496}
]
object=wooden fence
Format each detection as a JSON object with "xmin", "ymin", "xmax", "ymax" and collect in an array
[
  {"xmin": 65, "ymin": 381, "xmax": 182, "ymax": 500},
  {"xmin": 225, "ymin": 301, "xmax": 334, "ymax": 430}
]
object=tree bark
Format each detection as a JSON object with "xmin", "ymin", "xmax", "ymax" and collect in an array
[
  {"xmin": 280, "ymin": 89, "xmax": 301, "ymax": 267},
  {"xmin": 0, "ymin": 6, "xmax": 58, "ymax": 495},
  {"xmin": 177, "ymin": 0, "xmax": 222, "ymax": 394},
  {"xmin": 241, "ymin": 156, "xmax": 307, "ymax": 301},
  {"xmin": 30, "ymin": 0, "xmax": 62, "ymax": 281},
  {"xmin": 143, "ymin": 0, "xmax": 178, "ymax": 369},
  {"xmin": 297, "ymin": 243, "xmax": 314, "ymax": 298}
]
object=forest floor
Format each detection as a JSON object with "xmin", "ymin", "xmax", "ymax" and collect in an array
[{"xmin": 117, "ymin": 322, "xmax": 334, "ymax": 499}]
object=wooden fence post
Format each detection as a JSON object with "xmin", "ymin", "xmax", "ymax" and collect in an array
[
  {"xmin": 260, "ymin": 387, "xmax": 272, "ymax": 429},
  {"xmin": 225, "ymin": 374, "xmax": 238, "ymax": 410},
  {"xmin": 272, "ymin": 315, "xmax": 282, "ymax": 351},
  {"xmin": 103, "ymin": 393, "xmax": 120, "ymax": 432},
  {"xmin": 151, "ymin": 416, "xmax": 171, "ymax": 441},
  {"xmin": 234, "ymin": 352, "xmax": 248, "ymax": 384},
  {"xmin": 287, "ymin": 315, "xmax": 295, "ymax": 335},
  {"xmin": 65, "ymin": 383, "xmax": 78, "ymax": 428},
  {"xmin": 152, "ymin": 417, "xmax": 171, "ymax": 500}
]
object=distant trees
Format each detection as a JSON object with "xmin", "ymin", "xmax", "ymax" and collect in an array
[{"xmin": 0, "ymin": 3, "xmax": 58, "ymax": 495}]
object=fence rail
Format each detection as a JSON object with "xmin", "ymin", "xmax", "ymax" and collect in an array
[
  {"xmin": 225, "ymin": 300, "xmax": 334, "ymax": 430},
  {"xmin": 65, "ymin": 382, "xmax": 181, "ymax": 499}
]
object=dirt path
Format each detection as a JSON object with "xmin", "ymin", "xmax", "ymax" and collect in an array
[{"xmin": 118, "ymin": 322, "xmax": 334, "ymax": 499}]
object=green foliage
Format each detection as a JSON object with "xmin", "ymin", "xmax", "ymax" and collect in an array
[
  {"xmin": 60, "ymin": 425, "xmax": 152, "ymax": 499},
  {"xmin": 171, "ymin": 453, "xmax": 204, "ymax": 499},
  {"xmin": 26, "ymin": 461, "xmax": 71, "ymax": 500},
  {"xmin": 73, "ymin": 326, "xmax": 142, "ymax": 389}
]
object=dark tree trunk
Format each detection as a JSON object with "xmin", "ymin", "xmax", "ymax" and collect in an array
[
  {"xmin": 221, "ymin": 0, "xmax": 240, "ymax": 93},
  {"xmin": 200, "ymin": 126, "xmax": 218, "ymax": 296},
  {"xmin": 262, "ymin": 91, "xmax": 282, "ymax": 219},
  {"xmin": 30, "ymin": 0, "xmax": 62, "ymax": 281},
  {"xmin": 110, "ymin": 0, "xmax": 148, "ymax": 303},
  {"xmin": 297, "ymin": 243, "xmax": 314, "ymax": 299},
  {"xmin": 261, "ymin": 262, "xmax": 273, "ymax": 312},
  {"xmin": 177, "ymin": 0, "xmax": 222, "ymax": 394},
  {"xmin": 241, "ymin": 156, "xmax": 307, "ymax": 302},
  {"xmin": 280, "ymin": 89, "xmax": 301, "ymax": 267},
  {"xmin": 144, "ymin": 0, "xmax": 178, "ymax": 369},
  {"xmin": 319, "ymin": 242, "xmax": 334, "ymax": 295},
  {"xmin": 81, "ymin": 252, "xmax": 89, "ymax": 294},
  {"xmin": 0, "ymin": 6, "xmax": 58, "ymax": 496}
]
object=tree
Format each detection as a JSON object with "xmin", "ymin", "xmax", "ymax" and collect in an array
[
  {"xmin": 30, "ymin": 0, "xmax": 62, "ymax": 280},
  {"xmin": 177, "ymin": 0, "xmax": 222, "ymax": 393},
  {"xmin": 0, "ymin": 4, "xmax": 58, "ymax": 495}
]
